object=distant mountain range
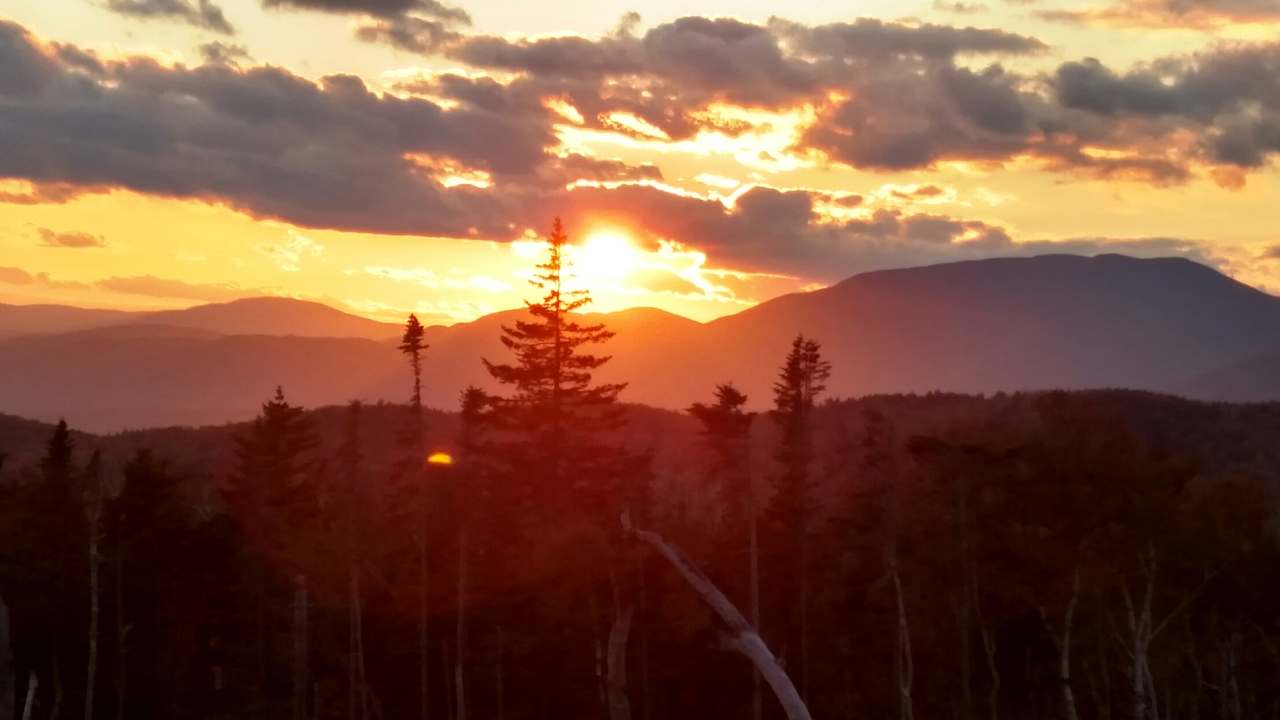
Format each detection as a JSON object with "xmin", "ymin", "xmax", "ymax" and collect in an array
[{"xmin": 4, "ymin": 254, "xmax": 1280, "ymax": 432}]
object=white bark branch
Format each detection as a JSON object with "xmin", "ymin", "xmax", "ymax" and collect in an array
[{"xmin": 621, "ymin": 512, "xmax": 813, "ymax": 720}]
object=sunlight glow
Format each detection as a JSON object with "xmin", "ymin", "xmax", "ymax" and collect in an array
[
  {"xmin": 571, "ymin": 231, "xmax": 643, "ymax": 285},
  {"xmin": 427, "ymin": 452, "xmax": 454, "ymax": 465}
]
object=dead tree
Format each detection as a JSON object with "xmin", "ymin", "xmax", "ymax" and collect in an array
[
  {"xmin": 19, "ymin": 673, "xmax": 36, "ymax": 720},
  {"xmin": 1, "ymin": 595, "xmax": 13, "ymax": 720},
  {"xmin": 83, "ymin": 454, "xmax": 103, "ymax": 720},
  {"xmin": 621, "ymin": 511, "xmax": 813, "ymax": 720}
]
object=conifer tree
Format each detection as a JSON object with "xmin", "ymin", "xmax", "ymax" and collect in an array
[
  {"xmin": 399, "ymin": 314, "xmax": 432, "ymax": 720},
  {"xmin": 688, "ymin": 384, "xmax": 761, "ymax": 720},
  {"xmin": 223, "ymin": 387, "xmax": 319, "ymax": 720},
  {"xmin": 483, "ymin": 217, "xmax": 630, "ymax": 716},
  {"xmin": 483, "ymin": 217, "xmax": 626, "ymax": 507},
  {"xmin": 764, "ymin": 335, "xmax": 830, "ymax": 701}
]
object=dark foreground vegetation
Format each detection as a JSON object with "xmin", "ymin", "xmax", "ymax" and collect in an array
[{"xmin": 3, "ymin": 222, "xmax": 1280, "ymax": 720}]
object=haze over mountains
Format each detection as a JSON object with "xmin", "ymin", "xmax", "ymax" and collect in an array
[{"xmin": 4, "ymin": 254, "xmax": 1280, "ymax": 432}]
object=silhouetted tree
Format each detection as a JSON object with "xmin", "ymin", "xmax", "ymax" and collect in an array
[
  {"xmin": 483, "ymin": 217, "xmax": 630, "ymax": 718},
  {"xmin": 399, "ymin": 314, "xmax": 431, "ymax": 720},
  {"xmin": 223, "ymin": 388, "xmax": 319, "ymax": 720},
  {"xmin": 687, "ymin": 383, "xmax": 761, "ymax": 720},
  {"xmin": 764, "ymin": 336, "xmax": 830, "ymax": 699}
]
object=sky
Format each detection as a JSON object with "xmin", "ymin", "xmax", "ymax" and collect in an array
[{"xmin": 2, "ymin": 0, "xmax": 1280, "ymax": 324}]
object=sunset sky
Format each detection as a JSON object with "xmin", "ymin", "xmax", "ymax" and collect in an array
[{"xmin": 3, "ymin": 0, "xmax": 1280, "ymax": 324}]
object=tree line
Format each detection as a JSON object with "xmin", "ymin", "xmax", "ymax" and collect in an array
[{"xmin": 2, "ymin": 219, "xmax": 1279, "ymax": 720}]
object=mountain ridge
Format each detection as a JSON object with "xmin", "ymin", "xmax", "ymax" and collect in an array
[{"xmin": 5, "ymin": 254, "xmax": 1280, "ymax": 431}]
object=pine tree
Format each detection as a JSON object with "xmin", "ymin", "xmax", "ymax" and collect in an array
[
  {"xmin": 764, "ymin": 335, "xmax": 831, "ymax": 702},
  {"xmin": 483, "ymin": 217, "xmax": 631, "ymax": 716},
  {"xmin": 223, "ymin": 387, "xmax": 319, "ymax": 720},
  {"xmin": 399, "ymin": 314, "xmax": 433, "ymax": 720},
  {"xmin": 454, "ymin": 386, "xmax": 492, "ymax": 720},
  {"xmin": 688, "ymin": 384, "xmax": 761, "ymax": 720},
  {"xmin": 483, "ymin": 217, "xmax": 627, "ymax": 509}
]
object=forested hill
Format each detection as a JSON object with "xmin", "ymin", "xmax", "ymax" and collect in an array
[
  {"xmin": 5, "ymin": 390, "xmax": 1280, "ymax": 720},
  {"xmin": 6, "ymin": 390, "xmax": 1280, "ymax": 490}
]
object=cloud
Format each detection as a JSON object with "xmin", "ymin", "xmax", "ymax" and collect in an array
[
  {"xmin": 0, "ymin": 21, "xmax": 561, "ymax": 237},
  {"xmin": 259, "ymin": 232, "xmax": 324, "ymax": 272},
  {"xmin": 103, "ymin": 0, "xmax": 235, "ymax": 35},
  {"xmin": 96, "ymin": 274, "xmax": 254, "ymax": 301},
  {"xmin": 1037, "ymin": 0, "xmax": 1280, "ymax": 27},
  {"xmin": 933, "ymin": 0, "xmax": 990, "ymax": 12},
  {"xmin": 354, "ymin": 16, "xmax": 463, "ymax": 54},
  {"xmin": 38, "ymin": 228, "xmax": 107, "ymax": 248},
  {"xmin": 198, "ymin": 41, "xmax": 252, "ymax": 66},
  {"xmin": 263, "ymin": 0, "xmax": 469, "ymax": 22},
  {"xmin": 1053, "ymin": 46, "xmax": 1280, "ymax": 170},
  {"xmin": 0, "ymin": 266, "xmax": 88, "ymax": 290}
]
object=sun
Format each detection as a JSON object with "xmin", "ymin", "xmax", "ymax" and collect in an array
[{"xmin": 570, "ymin": 230, "xmax": 642, "ymax": 286}]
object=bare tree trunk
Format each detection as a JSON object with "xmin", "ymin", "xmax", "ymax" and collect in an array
[
  {"xmin": 355, "ymin": 571, "xmax": 369, "ymax": 720},
  {"xmin": 621, "ymin": 512, "xmax": 813, "ymax": 720},
  {"xmin": 1, "ymin": 596, "xmax": 13, "ymax": 720},
  {"xmin": 799, "ymin": 526, "xmax": 810, "ymax": 703},
  {"xmin": 84, "ymin": 467, "xmax": 103, "ymax": 720},
  {"xmin": 293, "ymin": 575, "xmax": 309, "ymax": 720},
  {"xmin": 113, "ymin": 547, "xmax": 125, "ymax": 720},
  {"xmin": 606, "ymin": 604, "xmax": 634, "ymax": 720},
  {"xmin": 455, "ymin": 528, "xmax": 467, "ymax": 720},
  {"xmin": 51, "ymin": 641, "xmax": 62, "ymax": 720},
  {"xmin": 495, "ymin": 627, "xmax": 505, "ymax": 720},
  {"xmin": 747, "ymin": 465, "xmax": 761, "ymax": 720},
  {"xmin": 19, "ymin": 673, "xmax": 36, "ymax": 720},
  {"xmin": 349, "ymin": 571, "xmax": 357, "ymax": 720},
  {"xmin": 891, "ymin": 560, "xmax": 914, "ymax": 720},
  {"xmin": 349, "ymin": 567, "xmax": 369, "ymax": 720},
  {"xmin": 419, "ymin": 501, "xmax": 429, "ymax": 720},
  {"xmin": 1052, "ymin": 565, "xmax": 1082, "ymax": 720}
]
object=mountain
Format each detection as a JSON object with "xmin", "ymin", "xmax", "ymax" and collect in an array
[
  {"xmin": 0, "ymin": 296, "xmax": 401, "ymax": 342},
  {"xmin": 5, "ymin": 254, "xmax": 1280, "ymax": 432},
  {"xmin": 0, "ymin": 303, "xmax": 134, "ymax": 340},
  {"xmin": 136, "ymin": 297, "xmax": 402, "ymax": 340},
  {"xmin": 696, "ymin": 253, "xmax": 1280, "ymax": 400}
]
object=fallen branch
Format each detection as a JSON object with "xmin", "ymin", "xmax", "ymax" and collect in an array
[{"xmin": 621, "ymin": 511, "xmax": 814, "ymax": 720}]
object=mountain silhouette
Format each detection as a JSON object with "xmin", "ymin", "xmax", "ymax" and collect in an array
[
  {"xmin": 0, "ymin": 296, "xmax": 401, "ymax": 341},
  {"xmin": 4, "ymin": 254, "xmax": 1280, "ymax": 431}
]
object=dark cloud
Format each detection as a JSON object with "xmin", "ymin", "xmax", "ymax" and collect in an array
[
  {"xmin": 0, "ymin": 21, "xmax": 562, "ymax": 237},
  {"xmin": 354, "ymin": 15, "xmax": 463, "ymax": 54},
  {"xmin": 768, "ymin": 17, "xmax": 1045, "ymax": 60},
  {"xmin": 1054, "ymin": 45, "xmax": 1280, "ymax": 169},
  {"xmin": 262, "ymin": 0, "xmax": 469, "ymax": 22},
  {"xmin": 103, "ymin": 0, "xmax": 235, "ymax": 35},
  {"xmin": 38, "ymin": 228, "xmax": 107, "ymax": 248},
  {"xmin": 198, "ymin": 41, "xmax": 252, "ymax": 66},
  {"xmin": 1037, "ymin": 0, "xmax": 1280, "ymax": 27}
]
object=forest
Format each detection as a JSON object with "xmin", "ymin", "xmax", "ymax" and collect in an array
[{"xmin": 2, "ymin": 220, "xmax": 1279, "ymax": 720}]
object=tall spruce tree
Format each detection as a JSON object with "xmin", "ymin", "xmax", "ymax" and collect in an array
[
  {"xmin": 398, "ymin": 314, "xmax": 432, "ymax": 720},
  {"xmin": 688, "ymin": 384, "xmax": 761, "ymax": 720},
  {"xmin": 764, "ymin": 335, "xmax": 830, "ymax": 702},
  {"xmin": 483, "ymin": 217, "xmax": 630, "ymax": 717},
  {"xmin": 483, "ymin": 217, "xmax": 626, "ymax": 508},
  {"xmin": 223, "ymin": 387, "xmax": 319, "ymax": 720}
]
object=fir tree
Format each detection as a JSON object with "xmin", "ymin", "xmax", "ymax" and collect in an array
[
  {"xmin": 688, "ymin": 384, "xmax": 761, "ymax": 720},
  {"xmin": 483, "ymin": 217, "xmax": 627, "ymax": 507},
  {"xmin": 223, "ymin": 387, "xmax": 319, "ymax": 720},
  {"xmin": 764, "ymin": 335, "xmax": 831, "ymax": 702}
]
